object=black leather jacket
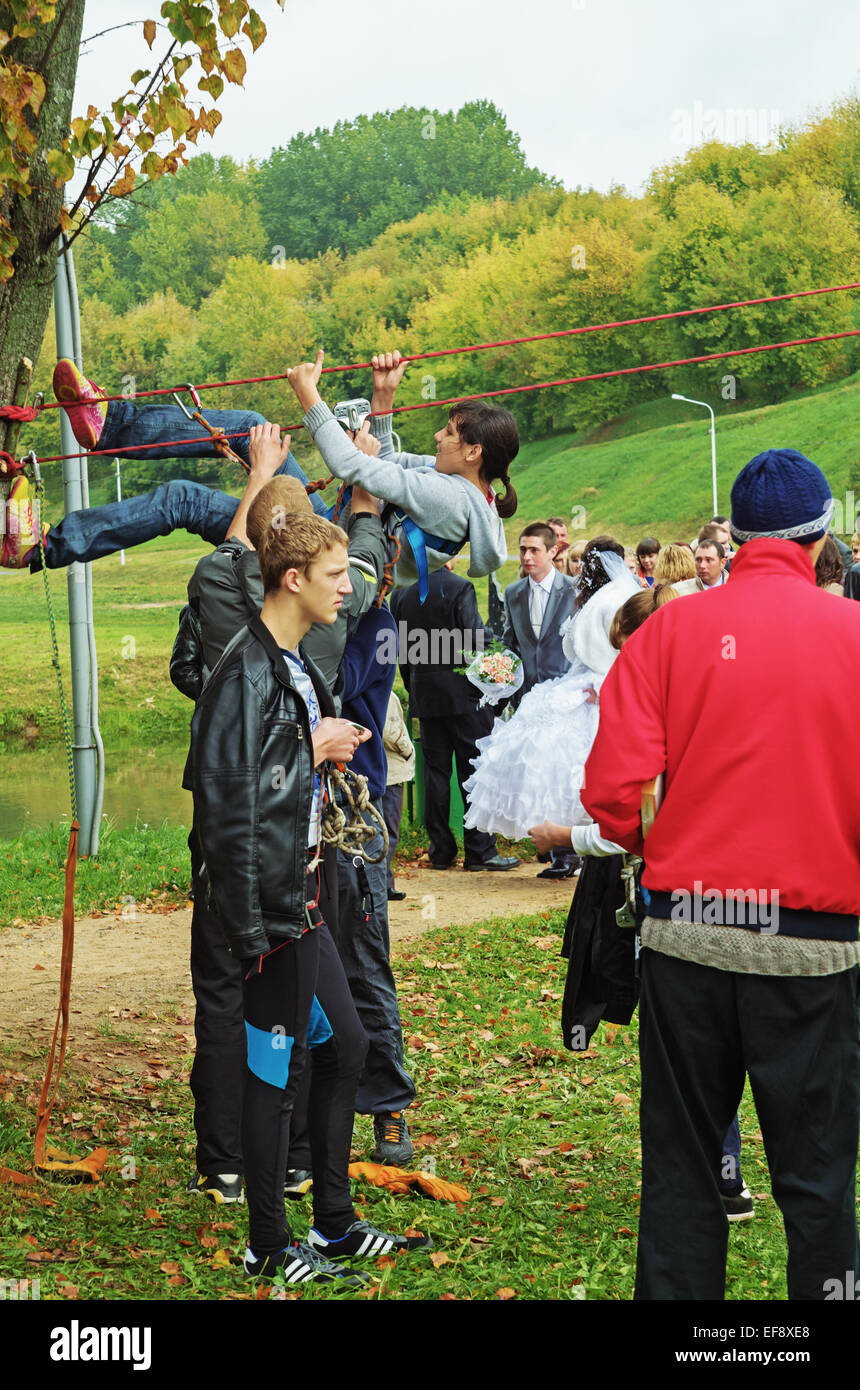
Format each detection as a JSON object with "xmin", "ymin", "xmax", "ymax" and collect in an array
[{"xmin": 189, "ymin": 613, "xmax": 335, "ymax": 959}]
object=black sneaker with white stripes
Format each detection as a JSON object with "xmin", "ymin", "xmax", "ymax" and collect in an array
[
  {"xmin": 242, "ymin": 1240, "xmax": 371, "ymax": 1288},
  {"xmin": 306, "ymin": 1219, "xmax": 432, "ymax": 1261}
]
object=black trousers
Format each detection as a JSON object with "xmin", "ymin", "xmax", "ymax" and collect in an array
[
  {"xmin": 188, "ymin": 827, "xmax": 338, "ymax": 1175},
  {"xmin": 635, "ymin": 948, "xmax": 860, "ymax": 1300},
  {"xmin": 242, "ymin": 921, "xmax": 368, "ymax": 1255},
  {"xmin": 420, "ymin": 707, "xmax": 497, "ymax": 866}
]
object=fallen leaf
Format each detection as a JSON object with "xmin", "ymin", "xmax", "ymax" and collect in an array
[
  {"xmin": 567, "ymin": 1203, "xmax": 587, "ymax": 1213},
  {"xmin": 33, "ymin": 964, "xmax": 45, "ymax": 971},
  {"xmin": 375, "ymin": 1255, "xmax": 397, "ymax": 1271},
  {"xmin": 439, "ymin": 1292, "xmax": 458, "ymax": 1300},
  {"xmin": 496, "ymin": 1286, "xmax": 517, "ymax": 1300},
  {"xmin": 616, "ymin": 1227, "xmax": 635, "ymax": 1237},
  {"xmin": 611, "ymin": 1093, "xmax": 634, "ymax": 1109},
  {"xmin": 429, "ymin": 1251, "xmax": 451, "ymax": 1269},
  {"xmin": 167, "ymin": 1275, "xmax": 187, "ymax": 1286},
  {"xmin": 198, "ymin": 1234, "xmax": 218, "ymax": 1249},
  {"xmin": 59, "ymin": 1284, "xmax": 79, "ymax": 1299},
  {"xmin": 144, "ymin": 1209, "xmax": 162, "ymax": 1222},
  {"xmin": 209, "ymin": 1249, "xmax": 232, "ymax": 1269},
  {"xmin": 159, "ymin": 1261, "xmax": 180, "ymax": 1275}
]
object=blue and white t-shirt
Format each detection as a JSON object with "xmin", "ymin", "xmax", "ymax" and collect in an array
[{"xmin": 281, "ymin": 649, "xmax": 322, "ymax": 848}]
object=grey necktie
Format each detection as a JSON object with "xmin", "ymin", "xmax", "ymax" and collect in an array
[{"xmin": 530, "ymin": 583, "xmax": 547, "ymax": 638}]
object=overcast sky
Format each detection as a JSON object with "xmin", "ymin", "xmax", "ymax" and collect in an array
[{"xmin": 74, "ymin": 0, "xmax": 860, "ymax": 194}]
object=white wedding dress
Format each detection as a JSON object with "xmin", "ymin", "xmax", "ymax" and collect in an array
[{"xmin": 463, "ymin": 563, "xmax": 639, "ymax": 839}]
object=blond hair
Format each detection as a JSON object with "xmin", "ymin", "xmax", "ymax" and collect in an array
[
  {"xmin": 247, "ymin": 481, "xmax": 348, "ymax": 594},
  {"xmin": 564, "ymin": 540, "xmax": 586, "ymax": 575},
  {"xmin": 609, "ymin": 583, "xmax": 679, "ymax": 649},
  {"xmin": 653, "ymin": 543, "xmax": 696, "ymax": 583}
]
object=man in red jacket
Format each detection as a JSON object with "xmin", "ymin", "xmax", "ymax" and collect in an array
[{"xmin": 583, "ymin": 448, "xmax": 860, "ymax": 1301}]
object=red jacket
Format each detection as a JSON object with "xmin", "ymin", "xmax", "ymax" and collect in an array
[{"xmin": 583, "ymin": 540, "xmax": 860, "ymax": 916}]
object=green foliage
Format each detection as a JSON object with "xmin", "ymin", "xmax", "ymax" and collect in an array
[
  {"xmin": 0, "ymin": 1, "xmax": 274, "ymax": 281},
  {"xmin": 254, "ymin": 99, "xmax": 555, "ymax": 260},
  {"xmin": 643, "ymin": 176, "xmax": 860, "ymax": 400}
]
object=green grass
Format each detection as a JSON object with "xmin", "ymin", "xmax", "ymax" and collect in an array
[
  {"xmin": 0, "ymin": 820, "xmax": 192, "ymax": 927},
  {"xmin": 0, "ymin": 909, "xmax": 798, "ymax": 1302}
]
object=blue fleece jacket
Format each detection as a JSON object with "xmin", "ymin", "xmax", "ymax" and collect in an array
[{"xmin": 337, "ymin": 604, "xmax": 397, "ymax": 799}]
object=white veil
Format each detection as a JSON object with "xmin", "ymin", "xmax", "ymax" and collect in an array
[{"xmin": 560, "ymin": 546, "xmax": 641, "ymax": 669}]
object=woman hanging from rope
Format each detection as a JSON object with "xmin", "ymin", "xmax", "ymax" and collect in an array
[
  {"xmin": 2, "ymin": 352, "xmax": 518, "ymax": 591},
  {"xmin": 285, "ymin": 350, "xmax": 518, "ymax": 596}
]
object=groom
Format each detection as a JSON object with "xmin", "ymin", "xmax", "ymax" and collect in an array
[{"xmin": 503, "ymin": 522, "xmax": 580, "ymax": 879}]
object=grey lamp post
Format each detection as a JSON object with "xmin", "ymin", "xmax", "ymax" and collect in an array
[{"xmin": 671, "ymin": 393, "xmax": 718, "ymax": 517}]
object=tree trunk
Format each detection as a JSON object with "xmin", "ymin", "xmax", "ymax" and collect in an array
[{"xmin": 0, "ymin": 0, "xmax": 86, "ymax": 444}]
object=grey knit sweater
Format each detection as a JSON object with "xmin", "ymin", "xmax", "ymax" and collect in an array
[{"xmin": 303, "ymin": 400, "xmax": 508, "ymax": 587}]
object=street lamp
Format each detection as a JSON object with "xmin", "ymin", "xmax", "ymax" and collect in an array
[{"xmin": 671, "ymin": 394, "xmax": 718, "ymax": 517}]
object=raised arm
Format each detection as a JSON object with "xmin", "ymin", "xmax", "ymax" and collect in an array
[{"xmin": 225, "ymin": 422, "xmax": 292, "ymax": 548}]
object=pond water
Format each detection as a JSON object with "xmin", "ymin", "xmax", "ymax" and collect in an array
[{"xmin": 1, "ymin": 741, "xmax": 192, "ymax": 841}]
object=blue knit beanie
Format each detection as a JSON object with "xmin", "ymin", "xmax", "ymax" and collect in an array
[{"xmin": 730, "ymin": 448, "xmax": 834, "ymax": 545}]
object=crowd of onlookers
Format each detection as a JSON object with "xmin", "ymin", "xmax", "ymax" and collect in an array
[{"xmin": 544, "ymin": 514, "xmax": 860, "ymax": 600}]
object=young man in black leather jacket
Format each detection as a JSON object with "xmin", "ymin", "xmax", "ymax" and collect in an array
[{"xmin": 190, "ymin": 488, "xmax": 428, "ymax": 1284}]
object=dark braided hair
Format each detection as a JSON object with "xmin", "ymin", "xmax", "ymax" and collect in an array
[
  {"xmin": 575, "ymin": 534, "xmax": 626, "ymax": 610},
  {"xmin": 450, "ymin": 401, "xmax": 519, "ymax": 520}
]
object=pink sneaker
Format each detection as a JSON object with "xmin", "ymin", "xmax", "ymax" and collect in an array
[
  {"xmin": 1, "ymin": 475, "xmax": 46, "ymax": 568},
  {"xmin": 52, "ymin": 358, "xmax": 108, "ymax": 449}
]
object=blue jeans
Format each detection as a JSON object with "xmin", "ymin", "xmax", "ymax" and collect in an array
[{"xmin": 34, "ymin": 400, "xmax": 327, "ymax": 571}]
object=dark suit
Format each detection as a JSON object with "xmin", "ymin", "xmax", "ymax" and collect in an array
[
  {"xmin": 503, "ymin": 569, "xmax": 579, "ymax": 697},
  {"xmin": 390, "ymin": 570, "xmax": 500, "ymax": 867}
]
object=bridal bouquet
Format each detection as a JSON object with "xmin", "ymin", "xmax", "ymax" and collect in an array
[{"xmin": 457, "ymin": 640, "xmax": 524, "ymax": 708}]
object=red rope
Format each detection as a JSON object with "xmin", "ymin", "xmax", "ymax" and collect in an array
[
  {"xmin": 12, "ymin": 280, "xmax": 860, "ymax": 413},
  {"xmin": 31, "ymin": 327, "xmax": 860, "ymax": 465},
  {"xmin": 0, "ymin": 404, "xmax": 40, "ymax": 422}
]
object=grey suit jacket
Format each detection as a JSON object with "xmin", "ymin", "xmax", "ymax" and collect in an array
[{"xmin": 503, "ymin": 570, "xmax": 580, "ymax": 695}]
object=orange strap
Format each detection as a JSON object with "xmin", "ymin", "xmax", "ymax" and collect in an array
[{"xmin": 29, "ymin": 822, "xmax": 108, "ymax": 1182}]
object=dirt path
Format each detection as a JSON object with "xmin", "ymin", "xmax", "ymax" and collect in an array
[{"xmin": 0, "ymin": 864, "xmax": 574, "ymax": 1069}]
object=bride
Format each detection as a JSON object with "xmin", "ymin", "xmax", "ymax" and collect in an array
[{"xmin": 463, "ymin": 537, "xmax": 640, "ymax": 840}]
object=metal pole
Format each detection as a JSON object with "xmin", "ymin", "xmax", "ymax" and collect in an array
[
  {"xmin": 709, "ymin": 410, "xmax": 718, "ymax": 517},
  {"xmin": 670, "ymin": 394, "xmax": 718, "ymax": 517},
  {"xmin": 54, "ymin": 240, "xmax": 99, "ymax": 855}
]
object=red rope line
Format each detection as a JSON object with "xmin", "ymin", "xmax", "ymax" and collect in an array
[
  {"xmin": 15, "ymin": 280, "xmax": 860, "ymax": 412},
  {"xmin": 32, "ymin": 327, "xmax": 860, "ymax": 464}
]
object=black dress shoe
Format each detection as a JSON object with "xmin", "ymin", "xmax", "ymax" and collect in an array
[
  {"xmin": 464, "ymin": 855, "xmax": 520, "ymax": 872},
  {"xmin": 428, "ymin": 860, "xmax": 456, "ymax": 870},
  {"xmin": 536, "ymin": 864, "xmax": 576, "ymax": 880},
  {"xmin": 388, "ymin": 889, "xmax": 407, "ymax": 901}
]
